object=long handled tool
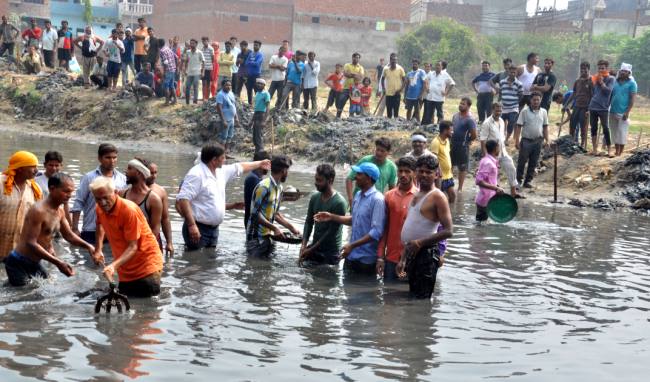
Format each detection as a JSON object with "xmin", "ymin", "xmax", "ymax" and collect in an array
[{"xmin": 95, "ymin": 270, "xmax": 130, "ymax": 314}]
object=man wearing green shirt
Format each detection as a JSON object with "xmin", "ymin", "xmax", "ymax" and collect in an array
[
  {"xmin": 299, "ymin": 164, "xmax": 348, "ymax": 265},
  {"xmin": 345, "ymin": 137, "xmax": 397, "ymax": 207}
]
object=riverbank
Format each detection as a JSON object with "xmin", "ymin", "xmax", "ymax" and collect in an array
[{"xmin": 1, "ymin": 68, "xmax": 649, "ymax": 211}]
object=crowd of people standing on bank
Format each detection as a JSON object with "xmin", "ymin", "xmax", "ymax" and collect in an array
[{"xmin": 0, "ymin": 15, "xmax": 640, "ymax": 301}]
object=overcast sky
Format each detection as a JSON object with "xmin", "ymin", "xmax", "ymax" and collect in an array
[{"xmin": 527, "ymin": 0, "xmax": 570, "ymax": 14}]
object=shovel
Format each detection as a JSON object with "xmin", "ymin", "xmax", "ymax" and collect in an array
[{"xmin": 94, "ymin": 269, "xmax": 130, "ymax": 314}]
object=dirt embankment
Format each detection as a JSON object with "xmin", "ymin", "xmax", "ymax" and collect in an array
[{"xmin": 0, "ymin": 67, "xmax": 649, "ymax": 212}]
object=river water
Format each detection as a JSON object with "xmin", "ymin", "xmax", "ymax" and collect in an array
[{"xmin": 0, "ymin": 129, "xmax": 649, "ymax": 381}]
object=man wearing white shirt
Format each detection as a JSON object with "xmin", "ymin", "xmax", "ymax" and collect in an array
[
  {"xmin": 268, "ymin": 45, "xmax": 288, "ymax": 108},
  {"xmin": 302, "ymin": 51, "xmax": 320, "ymax": 111},
  {"xmin": 479, "ymin": 103, "xmax": 523, "ymax": 198},
  {"xmin": 422, "ymin": 60, "xmax": 455, "ymax": 125},
  {"xmin": 176, "ymin": 144, "xmax": 271, "ymax": 251},
  {"xmin": 41, "ymin": 20, "xmax": 58, "ymax": 69}
]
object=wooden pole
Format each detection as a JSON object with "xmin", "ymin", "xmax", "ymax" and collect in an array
[
  {"xmin": 270, "ymin": 117, "xmax": 275, "ymax": 156},
  {"xmin": 553, "ymin": 144, "xmax": 558, "ymax": 202}
]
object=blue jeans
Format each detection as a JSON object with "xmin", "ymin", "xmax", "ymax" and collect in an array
[
  {"xmin": 163, "ymin": 71, "xmax": 176, "ymax": 90},
  {"xmin": 349, "ymin": 104, "xmax": 362, "ymax": 116},
  {"xmin": 4, "ymin": 250, "xmax": 48, "ymax": 286},
  {"xmin": 219, "ymin": 119, "xmax": 235, "ymax": 143},
  {"xmin": 185, "ymin": 75, "xmax": 200, "ymax": 104},
  {"xmin": 182, "ymin": 221, "xmax": 219, "ymax": 250},
  {"xmin": 384, "ymin": 260, "xmax": 401, "ymax": 281},
  {"xmin": 501, "ymin": 112, "xmax": 518, "ymax": 135}
]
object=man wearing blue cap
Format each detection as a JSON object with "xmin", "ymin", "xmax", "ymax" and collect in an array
[{"xmin": 315, "ymin": 161, "xmax": 386, "ymax": 275}]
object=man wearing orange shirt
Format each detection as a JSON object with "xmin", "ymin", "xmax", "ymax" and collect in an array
[
  {"xmin": 90, "ymin": 176, "xmax": 163, "ymax": 298},
  {"xmin": 132, "ymin": 17, "xmax": 149, "ymax": 73},
  {"xmin": 376, "ymin": 157, "xmax": 417, "ymax": 280}
]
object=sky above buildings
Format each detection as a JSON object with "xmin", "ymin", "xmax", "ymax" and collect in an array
[{"xmin": 527, "ymin": 0, "xmax": 570, "ymax": 14}]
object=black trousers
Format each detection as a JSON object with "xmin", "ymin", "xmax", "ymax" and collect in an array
[
  {"xmin": 422, "ymin": 100, "xmax": 444, "ymax": 125},
  {"xmin": 43, "ymin": 49, "xmax": 55, "ymax": 68},
  {"xmin": 407, "ymin": 247, "xmax": 441, "ymax": 299},
  {"xmin": 476, "ymin": 92, "xmax": 493, "ymax": 123},
  {"xmin": 326, "ymin": 89, "xmax": 340, "ymax": 109},
  {"xmin": 590, "ymin": 109, "xmax": 611, "ymax": 147},
  {"xmin": 385, "ymin": 94, "xmax": 401, "ymax": 118},
  {"xmin": 268, "ymin": 80, "xmax": 285, "ymax": 108},
  {"xmin": 516, "ymin": 137, "xmax": 543, "ymax": 185},
  {"xmin": 252, "ymin": 111, "xmax": 266, "ymax": 152},
  {"xmin": 302, "ymin": 87, "xmax": 318, "ymax": 110},
  {"xmin": 134, "ymin": 54, "xmax": 146, "ymax": 73},
  {"xmin": 246, "ymin": 74, "xmax": 259, "ymax": 104},
  {"xmin": 90, "ymin": 74, "xmax": 108, "ymax": 88}
]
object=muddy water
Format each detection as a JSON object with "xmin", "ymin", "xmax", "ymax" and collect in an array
[{"xmin": 0, "ymin": 128, "xmax": 649, "ymax": 381}]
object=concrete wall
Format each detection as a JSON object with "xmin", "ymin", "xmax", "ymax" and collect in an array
[
  {"xmin": 292, "ymin": 21, "xmax": 401, "ymax": 73},
  {"xmin": 593, "ymin": 18, "xmax": 635, "ymax": 36}
]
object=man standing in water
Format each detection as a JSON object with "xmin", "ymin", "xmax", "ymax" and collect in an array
[
  {"xmin": 176, "ymin": 144, "xmax": 270, "ymax": 251},
  {"xmin": 315, "ymin": 163, "xmax": 386, "ymax": 275},
  {"xmin": 244, "ymin": 151, "xmax": 270, "ymax": 228},
  {"xmin": 431, "ymin": 121, "xmax": 455, "ymax": 203},
  {"xmin": 1, "ymin": 151, "xmax": 43, "ymax": 260},
  {"xmin": 377, "ymin": 157, "xmax": 418, "ymax": 280},
  {"xmin": 345, "ymin": 137, "xmax": 397, "ymax": 207},
  {"xmin": 299, "ymin": 164, "xmax": 348, "ymax": 265},
  {"xmin": 247, "ymin": 155, "xmax": 300, "ymax": 257},
  {"xmin": 72, "ymin": 144, "xmax": 126, "ymax": 244},
  {"xmin": 121, "ymin": 158, "xmax": 163, "ymax": 245},
  {"xmin": 5, "ymin": 173, "xmax": 94, "ymax": 286},
  {"xmin": 397, "ymin": 155, "xmax": 453, "ymax": 299},
  {"xmin": 450, "ymin": 97, "xmax": 477, "ymax": 193},
  {"xmin": 90, "ymin": 177, "xmax": 163, "ymax": 298},
  {"xmin": 146, "ymin": 161, "xmax": 174, "ymax": 256}
]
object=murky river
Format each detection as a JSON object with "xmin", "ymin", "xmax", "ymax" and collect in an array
[{"xmin": 0, "ymin": 129, "xmax": 649, "ymax": 381}]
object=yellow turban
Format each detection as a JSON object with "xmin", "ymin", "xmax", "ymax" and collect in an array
[{"xmin": 3, "ymin": 151, "xmax": 42, "ymax": 200}]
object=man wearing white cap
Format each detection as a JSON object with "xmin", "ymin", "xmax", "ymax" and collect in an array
[
  {"xmin": 610, "ymin": 63, "xmax": 637, "ymax": 157},
  {"xmin": 120, "ymin": 157, "xmax": 163, "ymax": 246},
  {"xmin": 253, "ymin": 78, "xmax": 270, "ymax": 153},
  {"xmin": 405, "ymin": 131, "xmax": 434, "ymax": 160}
]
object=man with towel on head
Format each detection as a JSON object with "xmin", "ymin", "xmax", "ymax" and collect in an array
[
  {"xmin": 120, "ymin": 157, "xmax": 163, "ymax": 248},
  {"xmin": 610, "ymin": 63, "xmax": 637, "ymax": 157},
  {"xmin": 1, "ymin": 151, "xmax": 42, "ymax": 261}
]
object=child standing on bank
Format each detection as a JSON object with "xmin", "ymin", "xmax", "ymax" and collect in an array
[
  {"xmin": 475, "ymin": 139, "xmax": 504, "ymax": 223},
  {"xmin": 349, "ymin": 77, "xmax": 363, "ymax": 116},
  {"xmin": 324, "ymin": 63, "xmax": 344, "ymax": 113},
  {"xmin": 360, "ymin": 77, "xmax": 372, "ymax": 115}
]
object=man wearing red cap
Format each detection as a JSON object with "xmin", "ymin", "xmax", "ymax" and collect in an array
[{"xmin": 0, "ymin": 151, "xmax": 42, "ymax": 260}]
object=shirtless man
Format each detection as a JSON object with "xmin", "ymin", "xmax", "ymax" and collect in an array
[
  {"xmin": 121, "ymin": 158, "xmax": 163, "ymax": 243},
  {"xmin": 4, "ymin": 173, "xmax": 95, "ymax": 286},
  {"xmin": 396, "ymin": 155, "xmax": 453, "ymax": 299},
  {"xmin": 146, "ymin": 161, "xmax": 173, "ymax": 256}
]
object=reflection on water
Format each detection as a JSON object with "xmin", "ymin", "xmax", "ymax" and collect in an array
[{"xmin": 1, "ymin": 129, "xmax": 649, "ymax": 381}]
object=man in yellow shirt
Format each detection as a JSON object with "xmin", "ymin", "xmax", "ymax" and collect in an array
[
  {"xmin": 217, "ymin": 40, "xmax": 235, "ymax": 91},
  {"xmin": 431, "ymin": 120, "xmax": 456, "ymax": 203},
  {"xmin": 336, "ymin": 52, "xmax": 364, "ymax": 118},
  {"xmin": 381, "ymin": 53, "xmax": 406, "ymax": 119}
]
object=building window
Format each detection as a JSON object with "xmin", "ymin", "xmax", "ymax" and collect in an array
[
  {"xmin": 240, "ymin": 15, "xmax": 249, "ymax": 22},
  {"xmin": 23, "ymin": 0, "xmax": 45, "ymax": 3},
  {"xmin": 312, "ymin": 16, "xmax": 320, "ymax": 24}
]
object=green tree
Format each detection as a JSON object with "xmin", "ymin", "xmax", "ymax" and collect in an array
[
  {"xmin": 619, "ymin": 30, "xmax": 650, "ymax": 96},
  {"xmin": 83, "ymin": 0, "xmax": 93, "ymax": 25},
  {"xmin": 398, "ymin": 18, "xmax": 497, "ymax": 84}
]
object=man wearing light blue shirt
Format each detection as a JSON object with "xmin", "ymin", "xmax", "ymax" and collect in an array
[
  {"xmin": 314, "ymin": 162, "xmax": 386, "ymax": 275},
  {"xmin": 281, "ymin": 50, "xmax": 305, "ymax": 109},
  {"xmin": 71, "ymin": 143, "xmax": 126, "ymax": 244},
  {"xmin": 301, "ymin": 51, "xmax": 320, "ymax": 111}
]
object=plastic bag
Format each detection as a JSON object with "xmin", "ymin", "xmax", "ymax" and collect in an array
[{"xmin": 69, "ymin": 56, "xmax": 81, "ymax": 74}]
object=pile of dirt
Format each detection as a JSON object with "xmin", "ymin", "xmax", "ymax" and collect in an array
[
  {"xmin": 543, "ymin": 135, "xmax": 587, "ymax": 159},
  {"xmin": 618, "ymin": 149, "xmax": 650, "ymax": 202}
]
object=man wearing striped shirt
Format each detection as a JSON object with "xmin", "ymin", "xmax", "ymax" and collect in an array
[
  {"xmin": 498, "ymin": 65, "xmax": 523, "ymax": 145},
  {"xmin": 201, "ymin": 37, "xmax": 215, "ymax": 102}
]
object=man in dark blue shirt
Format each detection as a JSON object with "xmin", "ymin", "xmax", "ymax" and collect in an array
[
  {"xmin": 244, "ymin": 150, "xmax": 270, "ymax": 228},
  {"xmin": 120, "ymin": 28, "xmax": 135, "ymax": 87},
  {"xmin": 244, "ymin": 40, "xmax": 264, "ymax": 105}
]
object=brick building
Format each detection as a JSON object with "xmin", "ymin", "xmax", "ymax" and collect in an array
[{"xmin": 149, "ymin": 0, "xmax": 410, "ymax": 69}]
